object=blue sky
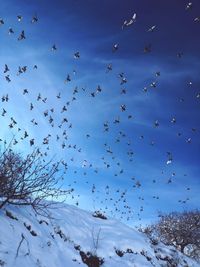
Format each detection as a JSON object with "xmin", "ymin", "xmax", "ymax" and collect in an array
[{"xmin": 0, "ymin": 0, "xmax": 200, "ymax": 226}]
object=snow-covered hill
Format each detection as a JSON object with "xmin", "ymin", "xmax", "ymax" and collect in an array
[{"xmin": 0, "ymin": 203, "xmax": 198, "ymax": 267}]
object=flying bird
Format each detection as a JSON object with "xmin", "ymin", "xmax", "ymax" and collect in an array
[
  {"xmin": 147, "ymin": 25, "xmax": 156, "ymax": 32},
  {"xmin": 31, "ymin": 15, "xmax": 38, "ymax": 23},
  {"xmin": 17, "ymin": 15, "xmax": 23, "ymax": 21},
  {"xmin": 18, "ymin": 30, "xmax": 26, "ymax": 40},
  {"xmin": 122, "ymin": 13, "xmax": 136, "ymax": 29}
]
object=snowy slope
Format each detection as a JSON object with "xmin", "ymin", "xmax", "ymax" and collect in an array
[{"xmin": 0, "ymin": 203, "xmax": 198, "ymax": 267}]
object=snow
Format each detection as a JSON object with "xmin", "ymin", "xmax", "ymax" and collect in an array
[{"xmin": 0, "ymin": 203, "xmax": 198, "ymax": 267}]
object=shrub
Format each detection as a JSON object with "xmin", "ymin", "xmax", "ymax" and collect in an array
[
  {"xmin": 0, "ymin": 145, "xmax": 69, "ymax": 216},
  {"xmin": 146, "ymin": 210, "xmax": 200, "ymax": 260},
  {"xmin": 92, "ymin": 211, "xmax": 107, "ymax": 220}
]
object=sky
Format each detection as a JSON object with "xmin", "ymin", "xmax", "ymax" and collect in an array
[{"xmin": 0, "ymin": 0, "xmax": 200, "ymax": 227}]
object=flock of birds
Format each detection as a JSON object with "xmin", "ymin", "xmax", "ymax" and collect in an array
[{"xmin": 0, "ymin": 2, "xmax": 199, "ymax": 223}]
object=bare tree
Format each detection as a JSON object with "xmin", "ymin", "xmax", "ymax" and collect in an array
[
  {"xmin": 0, "ymin": 145, "xmax": 70, "ymax": 216},
  {"xmin": 147, "ymin": 211, "xmax": 200, "ymax": 260}
]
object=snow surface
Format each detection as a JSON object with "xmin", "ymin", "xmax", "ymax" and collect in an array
[{"xmin": 0, "ymin": 203, "xmax": 198, "ymax": 267}]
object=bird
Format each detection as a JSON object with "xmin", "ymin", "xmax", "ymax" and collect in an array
[
  {"xmin": 31, "ymin": 15, "xmax": 38, "ymax": 23},
  {"xmin": 112, "ymin": 43, "xmax": 119, "ymax": 52},
  {"xmin": 120, "ymin": 104, "xmax": 126, "ymax": 112},
  {"xmin": 194, "ymin": 17, "xmax": 200, "ymax": 22},
  {"xmin": 144, "ymin": 44, "xmax": 152, "ymax": 53},
  {"xmin": 30, "ymin": 139, "xmax": 35, "ymax": 146},
  {"xmin": 147, "ymin": 25, "xmax": 156, "ymax": 32},
  {"xmin": 23, "ymin": 89, "xmax": 29, "ymax": 95},
  {"xmin": 4, "ymin": 64, "xmax": 9, "ymax": 73},
  {"xmin": 166, "ymin": 152, "xmax": 173, "ymax": 165},
  {"xmin": 186, "ymin": 2, "xmax": 192, "ymax": 10},
  {"xmin": 37, "ymin": 93, "xmax": 42, "ymax": 101},
  {"xmin": 154, "ymin": 120, "xmax": 159, "ymax": 127},
  {"xmin": 64, "ymin": 74, "xmax": 71, "ymax": 83},
  {"xmin": 51, "ymin": 44, "xmax": 57, "ymax": 51},
  {"xmin": 18, "ymin": 30, "xmax": 26, "ymax": 40},
  {"xmin": 150, "ymin": 81, "xmax": 157, "ymax": 88},
  {"xmin": 56, "ymin": 92, "xmax": 61, "ymax": 99},
  {"xmin": 121, "ymin": 89, "xmax": 126, "ymax": 94},
  {"xmin": 2, "ymin": 109, "xmax": 7, "ymax": 116},
  {"xmin": 30, "ymin": 103, "xmax": 34, "ymax": 110},
  {"xmin": 91, "ymin": 92, "xmax": 95, "ymax": 97},
  {"xmin": 17, "ymin": 15, "xmax": 23, "ymax": 22},
  {"xmin": 8, "ymin": 28, "xmax": 14, "ymax": 34},
  {"xmin": 106, "ymin": 64, "xmax": 112, "ymax": 72},
  {"xmin": 96, "ymin": 85, "xmax": 102, "ymax": 93},
  {"xmin": 177, "ymin": 52, "xmax": 183, "ymax": 58},
  {"xmin": 122, "ymin": 13, "xmax": 136, "ymax": 29},
  {"xmin": 74, "ymin": 52, "xmax": 80, "ymax": 59},
  {"xmin": 155, "ymin": 71, "xmax": 160, "ymax": 77},
  {"xmin": 0, "ymin": 18, "xmax": 4, "ymax": 25},
  {"xmin": 2, "ymin": 95, "xmax": 8, "ymax": 102},
  {"xmin": 171, "ymin": 117, "xmax": 176, "ymax": 124},
  {"xmin": 143, "ymin": 87, "xmax": 148, "ymax": 93},
  {"xmin": 5, "ymin": 75, "xmax": 11, "ymax": 82}
]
